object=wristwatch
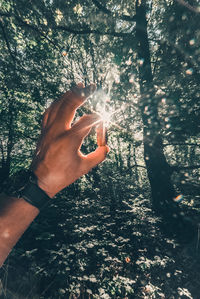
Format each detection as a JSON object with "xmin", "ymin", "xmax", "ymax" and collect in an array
[{"xmin": 16, "ymin": 172, "xmax": 51, "ymax": 210}]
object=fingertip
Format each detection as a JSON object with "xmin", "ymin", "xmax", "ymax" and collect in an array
[
  {"xmin": 71, "ymin": 83, "xmax": 96, "ymax": 102},
  {"xmin": 88, "ymin": 83, "xmax": 96, "ymax": 93},
  {"xmin": 77, "ymin": 82, "xmax": 84, "ymax": 88},
  {"xmin": 82, "ymin": 83, "xmax": 96, "ymax": 98},
  {"xmin": 96, "ymin": 123, "xmax": 108, "ymax": 147}
]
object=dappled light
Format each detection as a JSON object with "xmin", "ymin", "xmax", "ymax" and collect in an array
[{"xmin": 1, "ymin": 0, "xmax": 200, "ymax": 298}]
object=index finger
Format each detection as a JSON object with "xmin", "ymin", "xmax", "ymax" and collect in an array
[
  {"xmin": 46, "ymin": 83, "xmax": 96, "ymax": 132},
  {"xmin": 57, "ymin": 83, "xmax": 96, "ymax": 130},
  {"xmin": 70, "ymin": 83, "xmax": 96, "ymax": 108}
]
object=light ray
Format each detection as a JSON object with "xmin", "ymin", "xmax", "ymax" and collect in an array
[{"xmin": 84, "ymin": 87, "xmax": 138, "ymax": 139}]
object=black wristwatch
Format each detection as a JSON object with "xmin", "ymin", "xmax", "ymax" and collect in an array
[{"xmin": 16, "ymin": 172, "xmax": 51, "ymax": 211}]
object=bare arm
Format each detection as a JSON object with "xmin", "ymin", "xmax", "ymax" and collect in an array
[
  {"xmin": 0, "ymin": 83, "xmax": 109, "ymax": 267},
  {"xmin": 0, "ymin": 194, "xmax": 39, "ymax": 266}
]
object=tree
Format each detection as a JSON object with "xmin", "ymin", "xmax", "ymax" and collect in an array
[
  {"xmin": 1, "ymin": 0, "xmax": 200, "ymax": 235},
  {"xmin": 1, "ymin": 0, "xmax": 200, "ymax": 297}
]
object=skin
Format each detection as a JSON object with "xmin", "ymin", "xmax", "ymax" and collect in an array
[{"xmin": 0, "ymin": 83, "xmax": 109, "ymax": 267}]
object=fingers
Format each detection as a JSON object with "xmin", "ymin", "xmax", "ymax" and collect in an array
[
  {"xmin": 72, "ymin": 84, "xmax": 96, "ymax": 100},
  {"xmin": 72, "ymin": 113, "xmax": 100, "ymax": 133},
  {"xmin": 70, "ymin": 113, "xmax": 100, "ymax": 146},
  {"xmin": 41, "ymin": 108, "xmax": 50, "ymax": 131},
  {"xmin": 50, "ymin": 83, "xmax": 96, "ymax": 132},
  {"xmin": 81, "ymin": 145, "xmax": 109, "ymax": 172},
  {"xmin": 97, "ymin": 122, "xmax": 108, "ymax": 146}
]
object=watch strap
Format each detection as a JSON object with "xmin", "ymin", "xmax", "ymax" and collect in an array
[{"xmin": 19, "ymin": 172, "xmax": 50, "ymax": 210}]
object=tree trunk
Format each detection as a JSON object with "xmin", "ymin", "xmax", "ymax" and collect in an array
[
  {"xmin": 134, "ymin": 1, "xmax": 197, "ymax": 242},
  {"xmin": 0, "ymin": 102, "xmax": 14, "ymax": 189},
  {"xmin": 135, "ymin": 0, "xmax": 177, "ymax": 214}
]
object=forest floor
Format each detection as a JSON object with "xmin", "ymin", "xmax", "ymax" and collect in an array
[{"xmin": 0, "ymin": 189, "xmax": 200, "ymax": 299}]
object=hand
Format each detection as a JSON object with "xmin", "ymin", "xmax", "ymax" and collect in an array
[{"xmin": 32, "ymin": 83, "xmax": 109, "ymax": 198}]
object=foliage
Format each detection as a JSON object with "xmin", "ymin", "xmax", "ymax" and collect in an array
[{"xmin": 1, "ymin": 0, "xmax": 200, "ymax": 298}]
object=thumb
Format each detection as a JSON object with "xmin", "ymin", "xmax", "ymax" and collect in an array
[{"xmin": 83, "ymin": 145, "xmax": 109, "ymax": 171}]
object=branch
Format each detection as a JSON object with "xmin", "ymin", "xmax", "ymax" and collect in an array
[
  {"xmin": 0, "ymin": 10, "xmax": 59, "ymax": 50},
  {"xmin": 0, "ymin": 139, "xmax": 5, "ymax": 165},
  {"xmin": 154, "ymin": 38, "xmax": 200, "ymax": 79},
  {"xmin": 14, "ymin": 15, "xmax": 59, "ymax": 49},
  {"xmin": 0, "ymin": 19, "xmax": 16, "ymax": 64},
  {"xmin": 56, "ymin": 25, "xmax": 131, "ymax": 37},
  {"xmin": 163, "ymin": 143, "xmax": 200, "ymax": 147},
  {"xmin": 0, "ymin": 10, "xmax": 11, "ymax": 17},
  {"xmin": 176, "ymin": 0, "xmax": 200, "ymax": 14},
  {"xmin": 91, "ymin": 0, "xmax": 136, "ymax": 22},
  {"xmin": 172, "ymin": 165, "xmax": 200, "ymax": 172},
  {"xmin": 1, "ymin": 8, "xmax": 132, "ymax": 39},
  {"xmin": 130, "ymin": 164, "xmax": 146, "ymax": 169}
]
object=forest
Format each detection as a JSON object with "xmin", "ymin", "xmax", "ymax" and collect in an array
[{"xmin": 0, "ymin": 0, "xmax": 200, "ymax": 298}]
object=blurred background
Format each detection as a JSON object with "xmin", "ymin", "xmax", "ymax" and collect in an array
[{"xmin": 0, "ymin": 0, "xmax": 200, "ymax": 297}]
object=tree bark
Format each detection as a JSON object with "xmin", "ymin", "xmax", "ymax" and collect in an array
[
  {"xmin": 135, "ymin": 0, "xmax": 177, "ymax": 214},
  {"xmin": 134, "ymin": 1, "xmax": 197, "ymax": 242},
  {"xmin": 0, "ymin": 101, "xmax": 14, "ymax": 188}
]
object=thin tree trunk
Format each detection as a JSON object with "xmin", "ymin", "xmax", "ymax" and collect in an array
[
  {"xmin": 132, "ymin": 146, "xmax": 139, "ymax": 182},
  {"xmin": 0, "ymin": 100, "xmax": 14, "ymax": 187}
]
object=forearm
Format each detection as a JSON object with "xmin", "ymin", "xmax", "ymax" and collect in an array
[
  {"xmin": 0, "ymin": 193, "xmax": 39, "ymax": 267},
  {"xmin": 0, "ymin": 83, "xmax": 108, "ymax": 267}
]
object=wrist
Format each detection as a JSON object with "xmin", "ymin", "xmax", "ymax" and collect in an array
[
  {"xmin": 33, "ymin": 164, "xmax": 57, "ymax": 198},
  {"xmin": 36, "ymin": 178, "xmax": 56, "ymax": 198},
  {"xmin": 18, "ymin": 172, "xmax": 51, "ymax": 210}
]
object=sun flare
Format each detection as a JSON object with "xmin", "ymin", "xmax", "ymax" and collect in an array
[{"xmin": 100, "ymin": 109, "xmax": 112, "ymax": 126}]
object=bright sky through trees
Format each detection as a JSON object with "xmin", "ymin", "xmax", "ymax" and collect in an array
[{"xmin": 0, "ymin": 0, "xmax": 200, "ymax": 297}]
